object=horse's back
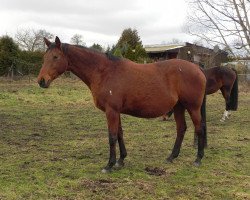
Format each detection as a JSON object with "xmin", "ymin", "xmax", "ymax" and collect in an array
[{"xmin": 205, "ymin": 66, "xmax": 236, "ymax": 79}]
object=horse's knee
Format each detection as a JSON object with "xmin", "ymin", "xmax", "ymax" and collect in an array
[{"xmin": 109, "ymin": 134, "xmax": 118, "ymax": 145}]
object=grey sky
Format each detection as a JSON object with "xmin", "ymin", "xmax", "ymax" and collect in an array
[{"xmin": 0, "ymin": 0, "xmax": 194, "ymax": 47}]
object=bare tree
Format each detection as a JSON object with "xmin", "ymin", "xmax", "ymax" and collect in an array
[
  {"xmin": 15, "ymin": 28, "xmax": 53, "ymax": 52},
  {"xmin": 185, "ymin": 0, "xmax": 250, "ymax": 57},
  {"xmin": 70, "ymin": 34, "xmax": 86, "ymax": 46}
]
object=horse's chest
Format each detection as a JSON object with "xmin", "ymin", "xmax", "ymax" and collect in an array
[
  {"xmin": 91, "ymin": 89, "xmax": 116, "ymax": 112},
  {"xmin": 92, "ymin": 94, "xmax": 106, "ymax": 111}
]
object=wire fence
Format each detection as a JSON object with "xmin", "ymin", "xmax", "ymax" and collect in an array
[{"xmin": 238, "ymin": 74, "xmax": 250, "ymax": 84}]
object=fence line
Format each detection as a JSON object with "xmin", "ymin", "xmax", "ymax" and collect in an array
[{"xmin": 237, "ymin": 74, "xmax": 250, "ymax": 84}]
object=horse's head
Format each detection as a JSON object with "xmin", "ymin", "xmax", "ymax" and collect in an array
[{"xmin": 37, "ymin": 36, "xmax": 68, "ymax": 88}]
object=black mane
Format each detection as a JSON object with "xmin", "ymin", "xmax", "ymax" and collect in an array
[
  {"xmin": 105, "ymin": 52, "xmax": 121, "ymax": 61},
  {"xmin": 73, "ymin": 44, "xmax": 121, "ymax": 61},
  {"xmin": 46, "ymin": 43, "xmax": 121, "ymax": 61}
]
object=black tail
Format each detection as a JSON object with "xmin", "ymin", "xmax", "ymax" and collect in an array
[{"xmin": 228, "ymin": 68, "xmax": 238, "ymax": 111}]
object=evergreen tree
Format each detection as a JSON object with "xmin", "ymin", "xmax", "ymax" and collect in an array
[
  {"xmin": 114, "ymin": 28, "xmax": 149, "ymax": 63},
  {"xmin": 113, "ymin": 48, "xmax": 123, "ymax": 58},
  {"xmin": 134, "ymin": 44, "xmax": 148, "ymax": 63},
  {"xmin": 116, "ymin": 28, "xmax": 142, "ymax": 49},
  {"xmin": 18, "ymin": 50, "xmax": 43, "ymax": 75},
  {"xmin": 90, "ymin": 43, "xmax": 103, "ymax": 52},
  {"xmin": 0, "ymin": 36, "xmax": 19, "ymax": 75},
  {"xmin": 124, "ymin": 46, "xmax": 135, "ymax": 61}
]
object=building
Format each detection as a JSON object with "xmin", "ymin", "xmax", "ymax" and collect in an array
[{"xmin": 145, "ymin": 42, "xmax": 228, "ymax": 68}]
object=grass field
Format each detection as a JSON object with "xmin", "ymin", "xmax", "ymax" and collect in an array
[{"xmin": 0, "ymin": 77, "xmax": 249, "ymax": 200}]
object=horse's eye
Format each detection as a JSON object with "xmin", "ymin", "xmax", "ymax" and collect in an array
[{"xmin": 53, "ymin": 56, "xmax": 58, "ymax": 60}]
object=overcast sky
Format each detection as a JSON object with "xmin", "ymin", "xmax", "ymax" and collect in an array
[{"xmin": 0, "ymin": 0, "xmax": 195, "ymax": 47}]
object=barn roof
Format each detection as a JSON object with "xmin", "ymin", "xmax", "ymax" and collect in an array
[{"xmin": 144, "ymin": 44, "xmax": 184, "ymax": 53}]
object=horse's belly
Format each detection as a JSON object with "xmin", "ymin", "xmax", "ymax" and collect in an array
[
  {"xmin": 122, "ymin": 109, "xmax": 168, "ymax": 118},
  {"xmin": 121, "ymin": 97, "xmax": 176, "ymax": 118}
]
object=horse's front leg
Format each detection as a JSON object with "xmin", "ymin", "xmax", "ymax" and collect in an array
[{"xmin": 102, "ymin": 107, "xmax": 120, "ymax": 173}]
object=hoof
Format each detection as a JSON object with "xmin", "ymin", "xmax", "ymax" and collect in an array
[
  {"xmin": 166, "ymin": 157, "xmax": 173, "ymax": 163},
  {"xmin": 114, "ymin": 160, "xmax": 124, "ymax": 169},
  {"xmin": 220, "ymin": 119, "xmax": 225, "ymax": 122},
  {"xmin": 193, "ymin": 160, "xmax": 201, "ymax": 167},
  {"xmin": 101, "ymin": 168, "xmax": 112, "ymax": 173}
]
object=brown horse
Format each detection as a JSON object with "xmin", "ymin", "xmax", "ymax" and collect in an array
[
  {"xmin": 205, "ymin": 66, "xmax": 238, "ymax": 121},
  {"xmin": 37, "ymin": 37, "xmax": 207, "ymax": 173},
  {"xmin": 163, "ymin": 66, "xmax": 238, "ymax": 122}
]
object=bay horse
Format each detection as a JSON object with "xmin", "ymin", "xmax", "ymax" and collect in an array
[
  {"xmin": 162, "ymin": 66, "xmax": 238, "ymax": 122},
  {"xmin": 205, "ymin": 66, "xmax": 238, "ymax": 122},
  {"xmin": 37, "ymin": 36, "xmax": 207, "ymax": 173}
]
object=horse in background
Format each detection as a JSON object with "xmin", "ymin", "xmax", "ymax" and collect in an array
[
  {"xmin": 205, "ymin": 66, "xmax": 238, "ymax": 122},
  {"xmin": 37, "ymin": 37, "xmax": 207, "ymax": 173},
  {"xmin": 162, "ymin": 66, "xmax": 238, "ymax": 122}
]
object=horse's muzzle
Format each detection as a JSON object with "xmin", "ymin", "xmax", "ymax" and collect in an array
[{"xmin": 38, "ymin": 78, "xmax": 50, "ymax": 88}]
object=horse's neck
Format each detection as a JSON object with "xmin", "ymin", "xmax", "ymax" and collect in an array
[{"xmin": 67, "ymin": 46, "xmax": 110, "ymax": 88}]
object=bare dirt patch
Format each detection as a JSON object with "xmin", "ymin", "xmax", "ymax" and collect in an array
[{"xmin": 145, "ymin": 167, "xmax": 166, "ymax": 176}]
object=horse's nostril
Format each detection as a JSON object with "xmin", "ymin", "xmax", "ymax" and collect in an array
[{"xmin": 39, "ymin": 78, "xmax": 46, "ymax": 88}]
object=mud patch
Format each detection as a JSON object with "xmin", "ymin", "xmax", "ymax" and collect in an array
[{"xmin": 145, "ymin": 167, "xmax": 166, "ymax": 176}]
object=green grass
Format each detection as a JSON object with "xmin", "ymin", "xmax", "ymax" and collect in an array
[{"xmin": 0, "ymin": 77, "xmax": 249, "ymax": 200}]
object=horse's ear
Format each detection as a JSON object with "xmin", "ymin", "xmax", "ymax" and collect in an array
[
  {"xmin": 44, "ymin": 37, "xmax": 51, "ymax": 47},
  {"xmin": 55, "ymin": 36, "xmax": 61, "ymax": 49}
]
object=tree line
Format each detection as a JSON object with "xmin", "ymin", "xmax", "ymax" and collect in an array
[{"xmin": 0, "ymin": 28, "xmax": 149, "ymax": 76}]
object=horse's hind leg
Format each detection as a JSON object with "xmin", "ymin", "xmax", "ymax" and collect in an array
[
  {"xmin": 166, "ymin": 103, "xmax": 187, "ymax": 163},
  {"xmin": 221, "ymin": 110, "xmax": 231, "ymax": 122},
  {"xmin": 115, "ymin": 116, "xmax": 127, "ymax": 168},
  {"xmin": 220, "ymin": 86, "xmax": 231, "ymax": 121},
  {"xmin": 188, "ymin": 108, "xmax": 205, "ymax": 166},
  {"xmin": 162, "ymin": 110, "xmax": 174, "ymax": 121}
]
